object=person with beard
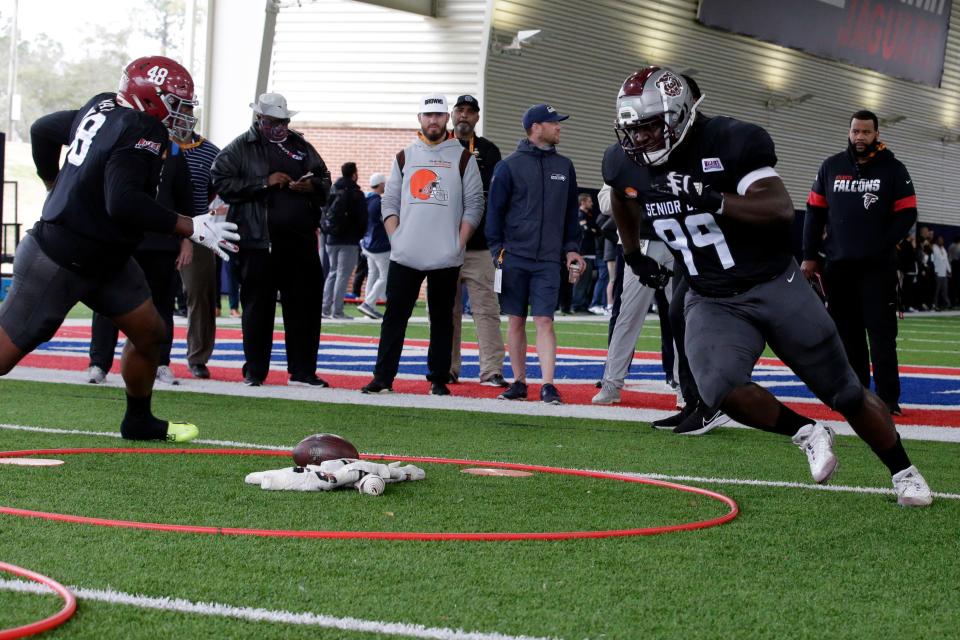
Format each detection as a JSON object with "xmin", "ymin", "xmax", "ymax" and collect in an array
[
  {"xmin": 211, "ymin": 93, "xmax": 332, "ymax": 387},
  {"xmin": 360, "ymin": 94, "xmax": 484, "ymax": 396},
  {"xmin": 802, "ymin": 110, "xmax": 917, "ymax": 416},
  {"xmin": 610, "ymin": 67, "xmax": 931, "ymax": 506},
  {"xmin": 448, "ymin": 94, "xmax": 508, "ymax": 387}
]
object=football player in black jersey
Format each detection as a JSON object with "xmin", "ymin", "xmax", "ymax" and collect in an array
[
  {"xmin": 0, "ymin": 56, "xmax": 240, "ymax": 443},
  {"xmin": 605, "ymin": 67, "xmax": 931, "ymax": 506}
]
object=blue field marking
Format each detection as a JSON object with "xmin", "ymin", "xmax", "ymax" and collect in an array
[{"xmin": 35, "ymin": 337, "xmax": 960, "ymax": 407}]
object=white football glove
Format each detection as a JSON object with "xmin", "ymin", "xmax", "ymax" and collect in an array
[
  {"xmin": 387, "ymin": 461, "xmax": 426, "ymax": 482},
  {"xmin": 189, "ymin": 212, "xmax": 240, "ymax": 261},
  {"xmin": 245, "ymin": 466, "xmax": 335, "ymax": 491}
]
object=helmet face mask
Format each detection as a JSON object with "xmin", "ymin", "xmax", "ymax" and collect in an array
[
  {"xmin": 614, "ymin": 67, "xmax": 700, "ymax": 166},
  {"xmin": 118, "ymin": 56, "xmax": 198, "ymax": 139}
]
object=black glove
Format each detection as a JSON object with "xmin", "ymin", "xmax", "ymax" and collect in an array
[
  {"xmin": 651, "ymin": 172, "xmax": 724, "ymax": 214},
  {"xmin": 623, "ymin": 248, "xmax": 671, "ymax": 289}
]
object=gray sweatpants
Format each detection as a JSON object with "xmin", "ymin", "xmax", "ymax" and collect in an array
[
  {"xmin": 684, "ymin": 258, "xmax": 861, "ymax": 411},
  {"xmin": 601, "ymin": 240, "xmax": 674, "ymax": 388},
  {"xmin": 322, "ymin": 244, "xmax": 359, "ymax": 316}
]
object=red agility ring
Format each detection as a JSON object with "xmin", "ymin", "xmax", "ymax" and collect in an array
[
  {"xmin": 0, "ymin": 561, "xmax": 76, "ymax": 640},
  {"xmin": 0, "ymin": 448, "xmax": 738, "ymax": 540}
]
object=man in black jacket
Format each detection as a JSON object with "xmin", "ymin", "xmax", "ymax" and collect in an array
[
  {"xmin": 322, "ymin": 162, "xmax": 368, "ymax": 320},
  {"xmin": 449, "ymin": 95, "xmax": 508, "ymax": 387},
  {"xmin": 211, "ymin": 93, "xmax": 332, "ymax": 387},
  {"xmin": 802, "ymin": 110, "xmax": 917, "ymax": 416}
]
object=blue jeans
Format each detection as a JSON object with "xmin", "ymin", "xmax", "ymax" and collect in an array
[{"xmin": 591, "ymin": 259, "xmax": 609, "ymax": 308}]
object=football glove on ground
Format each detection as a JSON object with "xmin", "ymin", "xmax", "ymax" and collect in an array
[
  {"xmin": 651, "ymin": 172, "xmax": 724, "ymax": 214},
  {"xmin": 189, "ymin": 212, "xmax": 240, "ymax": 261},
  {"xmin": 623, "ymin": 249, "xmax": 672, "ymax": 289}
]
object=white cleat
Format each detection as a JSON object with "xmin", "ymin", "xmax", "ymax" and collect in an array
[
  {"xmin": 87, "ymin": 365, "xmax": 107, "ymax": 384},
  {"xmin": 892, "ymin": 465, "xmax": 933, "ymax": 507},
  {"xmin": 792, "ymin": 422, "xmax": 838, "ymax": 484},
  {"xmin": 155, "ymin": 365, "xmax": 179, "ymax": 385},
  {"xmin": 591, "ymin": 382, "xmax": 621, "ymax": 405}
]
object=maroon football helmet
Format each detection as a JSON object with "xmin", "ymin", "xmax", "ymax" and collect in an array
[
  {"xmin": 614, "ymin": 66, "xmax": 701, "ymax": 166},
  {"xmin": 118, "ymin": 56, "xmax": 198, "ymax": 139}
]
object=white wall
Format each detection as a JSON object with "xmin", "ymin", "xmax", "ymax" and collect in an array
[{"xmin": 204, "ymin": 0, "xmax": 272, "ymax": 146}]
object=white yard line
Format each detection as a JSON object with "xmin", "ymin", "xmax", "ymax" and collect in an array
[
  {"xmin": 0, "ymin": 579, "xmax": 557, "ymax": 640},
  {"xmin": 1, "ymin": 423, "xmax": 957, "ymax": 500},
  {"xmin": 3, "ymin": 367, "xmax": 960, "ymax": 442}
]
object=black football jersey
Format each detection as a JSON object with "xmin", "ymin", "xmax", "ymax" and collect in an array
[
  {"xmin": 601, "ymin": 141, "xmax": 658, "ymax": 240},
  {"xmin": 607, "ymin": 115, "xmax": 793, "ymax": 297},
  {"xmin": 30, "ymin": 93, "xmax": 176, "ymax": 272}
]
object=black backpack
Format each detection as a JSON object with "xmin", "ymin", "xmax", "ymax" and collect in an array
[{"xmin": 319, "ymin": 187, "xmax": 351, "ymax": 236}]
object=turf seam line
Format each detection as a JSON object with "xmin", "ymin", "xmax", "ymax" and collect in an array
[
  {"xmin": 0, "ymin": 579, "xmax": 558, "ymax": 640},
  {"xmin": 2, "ymin": 423, "xmax": 956, "ymax": 500}
]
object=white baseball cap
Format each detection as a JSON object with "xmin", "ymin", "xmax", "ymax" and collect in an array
[
  {"xmin": 369, "ymin": 173, "xmax": 387, "ymax": 187},
  {"xmin": 419, "ymin": 94, "xmax": 448, "ymax": 114}
]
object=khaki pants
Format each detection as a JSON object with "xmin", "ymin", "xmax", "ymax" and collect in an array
[
  {"xmin": 180, "ymin": 244, "xmax": 218, "ymax": 366},
  {"xmin": 451, "ymin": 249, "xmax": 505, "ymax": 380}
]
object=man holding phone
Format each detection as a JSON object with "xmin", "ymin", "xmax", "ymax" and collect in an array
[{"xmin": 211, "ymin": 92, "xmax": 333, "ymax": 387}]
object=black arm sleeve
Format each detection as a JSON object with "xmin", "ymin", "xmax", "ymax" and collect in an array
[
  {"xmin": 30, "ymin": 110, "xmax": 78, "ymax": 182},
  {"xmin": 802, "ymin": 166, "xmax": 828, "ymax": 260},
  {"xmin": 104, "ymin": 147, "xmax": 179, "ymax": 234}
]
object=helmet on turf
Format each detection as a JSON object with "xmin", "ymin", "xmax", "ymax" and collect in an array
[
  {"xmin": 117, "ymin": 56, "xmax": 198, "ymax": 139},
  {"xmin": 614, "ymin": 66, "xmax": 702, "ymax": 166}
]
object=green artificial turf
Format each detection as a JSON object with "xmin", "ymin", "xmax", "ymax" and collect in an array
[{"xmin": 0, "ymin": 379, "xmax": 958, "ymax": 639}]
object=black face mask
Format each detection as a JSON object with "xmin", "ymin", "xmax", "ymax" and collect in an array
[{"xmin": 848, "ymin": 138, "xmax": 879, "ymax": 158}]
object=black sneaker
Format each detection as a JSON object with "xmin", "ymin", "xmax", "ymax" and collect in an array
[
  {"xmin": 652, "ymin": 404, "xmax": 696, "ymax": 430},
  {"xmin": 189, "ymin": 363, "xmax": 210, "ymax": 379},
  {"xmin": 673, "ymin": 406, "xmax": 731, "ymax": 436},
  {"xmin": 498, "ymin": 380, "xmax": 528, "ymax": 401},
  {"xmin": 430, "ymin": 382, "xmax": 450, "ymax": 396},
  {"xmin": 361, "ymin": 379, "xmax": 393, "ymax": 394},
  {"xmin": 889, "ymin": 403, "xmax": 903, "ymax": 416},
  {"xmin": 449, "ymin": 372, "xmax": 460, "ymax": 384},
  {"xmin": 289, "ymin": 375, "xmax": 330, "ymax": 387},
  {"xmin": 481, "ymin": 373, "xmax": 510, "ymax": 388},
  {"xmin": 540, "ymin": 383, "xmax": 562, "ymax": 405},
  {"xmin": 243, "ymin": 375, "xmax": 263, "ymax": 387}
]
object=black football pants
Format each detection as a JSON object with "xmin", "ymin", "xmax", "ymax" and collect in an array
[
  {"xmin": 89, "ymin": 250, "xmax": 177, "ymax": 370},
  {"xmin": 824, "ymin": 260, "xmax": 901, "ymax": 407},
  {"xmin": 373, "ymin": 261, "xmax": 460, "ymax": 385},
  {"xmin": 237, "ymin": 241, "xmax": 323, "ymax": 382}
]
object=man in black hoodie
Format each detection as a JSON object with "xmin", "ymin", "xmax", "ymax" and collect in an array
[
  {"xmin": 322, "ymin": 162, "xmax": 369, "ymax": 320},
  {"xmin": 802, "ymin": 110, "xmax": 917, "ymax": 416}
]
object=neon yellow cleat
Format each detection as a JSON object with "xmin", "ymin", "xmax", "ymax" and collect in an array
[{"xmin": 165, "ymin": 422, "xmax": 199, "ymax": 443}]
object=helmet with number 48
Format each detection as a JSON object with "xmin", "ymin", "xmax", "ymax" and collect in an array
[{"xmin": 117, "ymin": 55, "xmax": 198, "ymax": 139}]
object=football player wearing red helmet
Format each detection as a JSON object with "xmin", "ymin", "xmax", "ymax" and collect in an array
[
  {"xmin": 0, "ymin": 56, "xmax": 238, "ymax": 444},
  {"xmin": 605, "ymin": 66, "xmax": 931, "ymax": 506}
]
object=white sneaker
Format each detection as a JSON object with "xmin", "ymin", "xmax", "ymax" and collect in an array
[
  {"xmin": 792, "ymin": 422, "xmax": 838, "ymax": 484},
  {"xmin": 87, "ymin": 365, "xmax": 107, "ymax": 384},
  {"xmin": 155, "ymin": 365, "xmax": 179, "ymax": 385},
  {"xmin": 892, "ymin": 465, "xmax": 933, "ymax": 507},
  {"xmin": 591, "ymin": 382, "xmax": 621, "ymax": 405}
]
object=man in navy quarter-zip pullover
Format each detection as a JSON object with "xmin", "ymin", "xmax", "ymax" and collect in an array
[{"xmin": 485, "ymin": 103, "xmax": 584, "ymax": 405}]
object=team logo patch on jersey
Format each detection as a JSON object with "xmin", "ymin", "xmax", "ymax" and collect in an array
[
  {"xmin": 862, "ymin": 193, "xmax": 879, "ymax": 209},
  {"xmin": 550, "ymin": 173, "xmax": 567, "ymax": 182},
  {"xmin": 624, "ymin": 187, "xmax": 638, "ymax": 198},
  {"xmin": 701, "ymin": 158, "xmax": 724, "ymax": 172},
  {"xmin": 134, "ymin": 138, "xmax": 162, "ymax": 155}
]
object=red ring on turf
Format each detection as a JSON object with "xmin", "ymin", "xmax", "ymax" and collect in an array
[
  {"xmin": 0, "ymin": 448, "xmax": 738, "ymax": 540},
  {"xmin": 0, "ymin": 561, "xmax": 76, "ymax": 640}
]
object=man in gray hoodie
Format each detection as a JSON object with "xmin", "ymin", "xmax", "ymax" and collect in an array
[{"xmin": 360, "ymin": 94, "xmax": 484, "ymax": 396}]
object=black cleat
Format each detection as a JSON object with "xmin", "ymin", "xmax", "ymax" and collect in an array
[{"xmin": 652, "ymin": 404, "xmax": 696, "ymax": 430}]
